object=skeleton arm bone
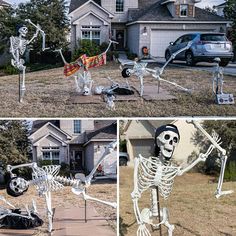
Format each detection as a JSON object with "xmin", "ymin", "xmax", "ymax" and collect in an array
[
  {"xmin": 85, "ymin": 141, "xmax": 117, "ymax": 185},
  {"xmin": 54, "ymin": 48, "xmax": 68, "ymax": 64},
  {"xmin": 178, "ymin": 144, "xmax": 215, "ymax": 176},
  {"xmin": 7, "ymin": 163, "xmax": 37, "ymax": 177},
  {"xmin": 104, "ymin": 39, "xmax": 118, "ymax": 54}
]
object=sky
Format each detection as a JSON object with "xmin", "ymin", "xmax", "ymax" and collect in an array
[{"xmin": 8, "ymin": 0, "xmax": 225, "ymax": 8}]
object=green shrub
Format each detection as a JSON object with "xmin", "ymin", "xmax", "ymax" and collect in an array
[
  {"xmin": 72, "ymin": 39, "xmax": 101, "ymax": 61},
  {"xmin": 2, "ymin": 64, "xmax": 18, "ymax": 75},
  {"xmin": 126, "ymin": 51, "xmax": 138, "ymax": 60},
  {"xmin": 59, "ymin": 162, "xmax": 70, "ymax": 177},
  {"xmin": 224, "ymin": 161, "xmax": 236, "ymax": 182}
]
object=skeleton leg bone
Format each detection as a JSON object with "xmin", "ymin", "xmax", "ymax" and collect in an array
[
  {"xmin": 44, "ymin": 191, "xmax": 53, "ymax": 232},
  {"xmin": 215, "ymin": 155, "xmax": 234, "ymax": 198}
]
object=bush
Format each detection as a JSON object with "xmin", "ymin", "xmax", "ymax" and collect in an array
[
  {"xmin": 126, "ymin": 51, "xmax": 138, "ymax": 60},
  {"xmin": 119, "ymin": 140, "xmax": 127, "ymax": 152},
  {"xmin": 1, "ymin": 64, "xmax": 18, "ymax": 75},
  {"xmin": 224, "ymin": 161, "xmax": 236, "ymax": 182},
  {"xmin": 72, "ymin": 40, "xmax": 101, "ymax": 61},
  {"xmin": 59, "ymin": 162, "xmax": 70, "ymax": 177}
]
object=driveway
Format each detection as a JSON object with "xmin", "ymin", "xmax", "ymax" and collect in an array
[{"xmin": 154, "ymin": 58, "xmax": 236, "ymax": 76}]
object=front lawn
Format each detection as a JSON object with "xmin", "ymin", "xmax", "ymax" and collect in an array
[{"xmin": 0, "ymin": 62, "xmax": 235, "ymax": 117}]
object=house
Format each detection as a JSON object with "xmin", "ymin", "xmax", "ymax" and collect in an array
[
  {"xmin": 214, "ymin": 2, "xmax": 226, "ymax": 17},
  {"xmin": 69, "ymin": 0, "xmax": 230, "ymax": 58},
  {"xmin": 0, "ymin": 0, "xmax": 10, "ymax": 8},
  {"xmin": 122, "ymin": 120, "xmax": 200, "ymax": 166},
  {"xmin": 29, "ymin": 120, "xmax": 117, "ymax": 175}
]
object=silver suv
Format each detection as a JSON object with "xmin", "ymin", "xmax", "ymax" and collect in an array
[{"xmin": 165, "ymin": 33, "xmax": 234, "ymax": 67}]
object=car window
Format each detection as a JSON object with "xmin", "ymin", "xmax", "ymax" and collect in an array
[
  {"xmin": 200, "ymin": 34, "xmax": 226, "ymax": 41},
  {"xmin": 174, "ymin": 36, "xmax": 184, "ymax": 45}
]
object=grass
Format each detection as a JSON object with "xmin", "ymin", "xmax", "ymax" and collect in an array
[
  {"xmin": 0, "ymin": 182, "xmax": 117, "ymax": 235},
  {"xmin": 0, "ymin": 62, "xmax": 235, "ymax": 117},
  {"xmin": 119, "ymin": 167, "xmax": 236, "ymax": 236}
]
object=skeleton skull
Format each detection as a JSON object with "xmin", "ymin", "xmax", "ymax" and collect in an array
[
  {"xmin": 7, "ymin": 177, "xmax": 29, "ymax": 197},
  {"xmin": 83, "ymin": 86, "xmax": 90, "ymax": 96},
  {"xmin": 18, "ymin": 26, "xmax": 28, "ymax": 37},
  {"xmin": 155, "ymin": 125, "xmax": 180, "ymax": 161}
]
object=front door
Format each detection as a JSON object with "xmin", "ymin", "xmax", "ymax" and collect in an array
[
  {"xmin": 71, "ymin": 151, "xmax": 83, "ymax": 171},
  {"xmin": 116, "ymin": 30, "xmax": 124, "ymax": 50}
]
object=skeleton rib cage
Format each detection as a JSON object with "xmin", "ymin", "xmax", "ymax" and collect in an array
[{"xmin": 137, "ymin": 155, "xmax": 180, "ymax": 200}]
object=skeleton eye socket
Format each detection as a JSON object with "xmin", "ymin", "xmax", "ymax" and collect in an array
[
  {"xmin": 173, "ymin": 137, "xmax": 178, "ymax": 143},
  {"xmin": 164, "ymin": 134, "xmax": 170, "ymax": 140}
]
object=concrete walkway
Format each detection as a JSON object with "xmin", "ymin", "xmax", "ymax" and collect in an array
[{"xmin": 0, "ymin": 204, "xmax": 116, "ymax": 236}]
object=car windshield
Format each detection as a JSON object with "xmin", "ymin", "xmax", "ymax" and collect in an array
[{"xmin": 200, "ymin": 34, "xmax": 226, "ymax": 42}]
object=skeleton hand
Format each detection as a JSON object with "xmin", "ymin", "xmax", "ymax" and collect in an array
[{"xmin": 137, "ymin": 224, "xmax": 151, "ymax": 236}]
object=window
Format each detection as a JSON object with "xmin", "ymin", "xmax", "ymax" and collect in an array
[
  {"xmin": 42, "ymin": 147, "xmax": 60, "ymax": 165},
  {"xmin": 180, "ymin": 4, "xmax": 188, "ymax": 17},
  {"xmin": 116, "ymin": 0, "xmax": 124, "ymax": 12},
  {"xmin": 81, "ymin": 26, "xmax": 101, "ymax": 45},
  {"xmin": 74, "ymin": 120, "xmax": 81, "ymax": 134}
]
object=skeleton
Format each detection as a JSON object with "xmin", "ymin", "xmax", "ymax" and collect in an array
[
  {"xmin": 10, "ymin": 19, "xmax": 46, "ymax": 103},
  {"xmin": 6, "ymin": 141, "xmax": 117, "ymax": 232},
  {"xmin": 55, "ymin": 40, "xmax": 118, "ymax": 96},
  {"xmin": 132, "ymin": 121, "xmax": 233, "ymax": 236},
  {"xmin": 120, "ymin": 42, "xmax": 193, "ymax": 97},
  {"xmin": 104, "ymin": 93, "xmax": 116, "ymax": 111},
  {"xmin": 0, "ymin": 196, "xmax": 43, "ymax": 229},
  {"xmin": 212, "ymin": 57, "xmax": 234, "ymax": 105}
]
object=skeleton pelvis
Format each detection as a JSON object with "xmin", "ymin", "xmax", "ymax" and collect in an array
[{"xmin": 141, "ymin": 208, "xmax": 153, "ymax": 224}]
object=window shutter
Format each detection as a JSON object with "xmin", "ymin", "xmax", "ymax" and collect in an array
[{"xmin": 175, "ymin": 5, "xmax": 180, "ymax": 16}]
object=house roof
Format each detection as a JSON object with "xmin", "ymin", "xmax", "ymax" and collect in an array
[
  {"xmin": 215, "ymin": 2, "xmax": 226, "ymax": 8},
  {"xmin": 128, "ymin": 0, "xmax": 228, "ymax": 23},
  {"xmin": 0, "ymin": 0, "xmax": 11, "ymax": 7},
  {"xmin": 68, "ymin": 120, "xmax": 116, "ymax": 144},
  {"xmin": 31, "ymin": 120, "xmax": 60, "ymax": 134},
  {"xmin": 69, "ymin": 0, "xmax": 106, "ymax": 14}
]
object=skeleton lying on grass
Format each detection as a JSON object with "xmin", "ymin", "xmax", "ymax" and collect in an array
[
  {"xmin": 131, "ymin": 120, "xmax": 233, "ymax": 236},
  {"xmin": 6, "ymin": 141, "xmax": 117, "ymax": 232},
  {"xmin": 0, "ymin": 196, "xmax": 43, "ymax": 229}
]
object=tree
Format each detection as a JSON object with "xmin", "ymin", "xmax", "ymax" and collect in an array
[
  {"xmin": 0, "ymin": 7, "xmax": 19, "ymax": 54},
  {"xmin": 224, "ymin": 0, "xmax": 236, "ymax": 61},
  {"xmin": 16, "ymin": 0, "xmax": 70, "ymax": 50},
  {"xmin": 191, "ymin": 120, "xmax": 236, "ymax": 175},
  {"xmin": 0, "ymin": 121, "xmax": 31, "ymax": 165}
]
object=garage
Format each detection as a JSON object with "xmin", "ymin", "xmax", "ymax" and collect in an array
[
  {"xmin": 150, "ymin": 29, "xmax": 204, "ymax": 58},
  {"xmin": 131, "ymin": 139, "xmax": 155, "ymax": 158}
]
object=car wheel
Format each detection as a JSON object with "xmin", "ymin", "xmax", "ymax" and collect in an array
[
  {"xmin": 219, "ymin": 60, "xmax": 229, "ymax": 67},
  {"xmin": 165, "ymin": 51, "xmax": 173, "ymax": 63},
  {"xmin": 119, "ymin": 157, "xmax": 127, "ymax": 166},
  {"xmin": 185, "ymin": 52, "xmax": 195, "ymax": 66}
]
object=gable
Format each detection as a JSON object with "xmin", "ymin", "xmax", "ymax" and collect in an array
[
  {"xmin": 73, "ymin": 11, "xmax": 109, "ymax": 26},
  {"xmin": 69, "ymin": 0, "xmax": 113, "ymax": 18}
]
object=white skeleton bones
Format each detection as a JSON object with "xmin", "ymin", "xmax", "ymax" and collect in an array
[
  {"xmin": 6, "ymin": 141, "xmax": 117, "ymax": 232},
  {"xmin": 132, "ymin": 121, "xmax": 233, "ymax": 236},
  {"xmin": 10, "ymin": 19, "xmax": 46, "ymax": 103},
  {"xmin": 120, "ymin": 42, "xmax": 193, "ymax": 97},
  {"xmin": 55, "ymin": 40, "xmax": 118, "ymax": 96}
]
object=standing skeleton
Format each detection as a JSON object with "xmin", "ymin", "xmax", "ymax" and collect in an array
[
  {"xmin": 132, "ymin": 121, "xmax": 233, "ymax": 236},
  {"xmin": 6, "ymin": 141, "xmax": 117, "ymax": 232},
  {"xmin": 10, "ymin": 19, "xmax": 46, "ymax": 102}
]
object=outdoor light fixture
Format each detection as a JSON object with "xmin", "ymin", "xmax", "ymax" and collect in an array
[{"xmin": 142, "ymin": 27, "xmax": 147, "ymax": 35}]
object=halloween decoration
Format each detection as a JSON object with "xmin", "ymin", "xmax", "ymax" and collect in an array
[
  {"xmin": 56, "ymin": 40, "xmax": 118, "ymax": 96},
  {"xmin": 6, "ymin": 142, "xmax": 117, "ymax": 232},
  {"xmin": 120, "ymin": 42, "xmax": 193, "ymax": 96},
  {"xmin": 212, "ymin": 57, "xmax": 234, "ymax": 105},
  {"xmin": 131, "ymin": 121, "xmax": 233, "ymax": 236},
  {"xmin": 10, "ymin": 19, "xmax": 47, "ymax": 103},
  {"xmin": 0, "ymin": 196, "xmax": 43, "ymax": 229}
]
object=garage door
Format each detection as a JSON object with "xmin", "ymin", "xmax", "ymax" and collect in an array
[
  {"xmin": 131, "ymin": 139, "xmax": 154, "ymax": 158},
  {"xmin": 150, "ymin": 30, "xmax": 202, "ymax": 58}
]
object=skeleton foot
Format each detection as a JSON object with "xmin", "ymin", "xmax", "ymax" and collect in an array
[
  {"xmin": 137, "ymin": 224, "xmax": 151, "ymax": 236},
  {"xmin": 215, "ymin": 190, "xmax": 233, "ymax": 199}
]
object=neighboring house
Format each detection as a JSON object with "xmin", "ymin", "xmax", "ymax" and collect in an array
[
  {"xmin": 122, "ymin": 120, "xmax": 200, "ymax": 166},
  {"xmin": 214, "ymin": 2, "xmax": 226, "ymax": 17},
  {"xmin": 0, "ymin": 0, "xmax": 10, "ymax": 8},
  {"xmin": 69, "ymin": 0, "xmax": 230, "ymax": 57},
  {"xmin": 29, "ymin": 120, "xmax": 117, "ymax": 175}
]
